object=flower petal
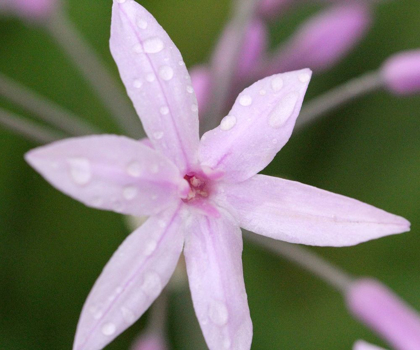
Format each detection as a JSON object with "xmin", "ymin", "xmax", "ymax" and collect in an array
[
  {"xmin": 184, "ymin": 212, "xmax": 252, "ymax": 350},
  {"xmin": 110, "ymin": 0, "xmax": 199, "ymax": 173},
  {"xmin": 25, "ymin": 135, "xmax": 186, "ymax": 216},
  {"xmin": 73, "ymin": 206, "xmax": 184, "ymax": 350},
  {"xmin": 199, "ymin": 69, "xmax": 311, "ymax": 183},
  {"xmin": 217, "ymin": 175, "xmax": 410, "ymax": 247},
  {"xmin": 353, "ymin": 341, "xmax": 387, "ymax": 350}
]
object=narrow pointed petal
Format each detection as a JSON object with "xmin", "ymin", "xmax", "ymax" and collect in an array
[
  {"xmin": 217, "ymin": 175, "xmax": 410, "ymax": 247},
  {"xmin": 25, "ymin": 135, "xmax": 187, "ymax": 216},
  {"xmin": 354, "ymin": 340, "xmax": 387, "ymax": 350},
  {"xmin": 184, "ymin": 213, "xmax": 252, "ymax": 350},
  {"xmin": 74, "ymin": 206, "xmax": 184, "ymax": 350},
  {"xmin": 199, "ymin": 69, "xmax": 311, "ymax": 183},
  {"xmin": 110, "ymin": 0, "xmax": 199, "ymax": 173}
]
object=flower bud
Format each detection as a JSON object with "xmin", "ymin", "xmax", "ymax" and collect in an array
[
  {"xmin": 131, "ymin": 333, "xmax": 168, "ymax": 350},
  {"xmin": 381, "ymin": 50, "xmax": 420, "ymax": 95},
  {"xmin": 346, "ymin": 279, "xmax": 420, "ymax": 350},
  {"xmin": 190, "ymin": 65, "xmax": 212, "ymax": 115},
  {"xmin": 267, "ymin": 4, "xmax": 371, "ymax": 74},
  {"xmin": 353, "ymin": 340, "xmax": 387, "ymax": 350},
  {"xmin": 1, "ymin": 0, "xmax": 57, "ymax": 21},
  {"xmin": 212, "ymin": 19, "xmax": 268, "ymax": 81}
]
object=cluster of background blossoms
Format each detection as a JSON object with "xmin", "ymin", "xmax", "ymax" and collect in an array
[{"xmin": 0, "ymin": 0, "xmax": 420, "ymax": 349}]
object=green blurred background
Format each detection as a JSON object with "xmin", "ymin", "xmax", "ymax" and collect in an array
[{"xmin": 1, "ymin": 0, "xmax": 419, "ymax": 349}]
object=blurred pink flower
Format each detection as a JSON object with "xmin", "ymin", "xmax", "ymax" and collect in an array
[
  {"xmin": 381, "ymin": 50, "xmax": 420, "ymax": 95},
  {"xmin": 25, "ymin": 1, "xmax": 410, "ymax": 349},
  {"xmin": 1, "ymin": 0, "xmax": 57, "ymax": 21},
  {"xmin": 347, "ymin": 279, "xmax": 420, "ymax": 350},
  {"xmin": 266, "ymin": 4, "xmax": 371, "ymax": 74},
  {"xmin": 353, "ymin": 340, "xmax": 387, "ymax": 350},
  {"xmin": 131, "ymin": 332, "xmax": 167, "ymax": 350}
]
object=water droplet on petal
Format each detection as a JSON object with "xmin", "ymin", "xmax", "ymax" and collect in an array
[
  {"xmin": 116, "ymin": 0, "xmax": 126, "ymax": 3},
  {"xmin": 67, "ymin": 157, "xmax": 91, "ymax": 185},
  {"xmin": 186, "ymin": 85, "xmax": 194, "ymax": 93},
  {"xmin": 268, "ymin": 92, "xmax": 299, "ymax": 129},
  {"xmin": 121, "ymin": 307, "xmax": 136, "ymax": 323},
  {"xmin": 158, "ymin": 220, "xmax": 167, "ymax": 228},
  {"xmin": 160, "ymin": 106, "xmax": 169, "ymax": 115},
  {"xmin": 136, "ymin": 19, "xmax": 148, "ymax": 29},
  {"xmin": 271, "ymin": 77, "xmax": 284, "ymax": 92},
  {"xmin": 209, "ymin": 300, "xmax": 229, "ymax": 326},
  {"xmin": 299, "ymin": 73, "xmax": 311, "ymax": 83},
  {"xmin": 150, "ymin": 164, "xmax": 159, "ymax": 174},
  {"xmin": 91, "ymin": 196, "xmax": 103, "ymax": 207},
  {"xmin": 142, "ymin": 272, "xmax": 162, "ymax": 298},
  {"xmin": 133, "ymin": 79, "xmax": 143, "ymax": 89},
  {"xmin": 239, "ymin": 95, "xmax": 252, "ymax": 106},
  {"xmin": 153, "ymin": 131, "xmax": 164, "ymax": 140},
  {"xmin": 132, "ymin": 44, "xmax": 143, "ymax": 54},
  {"xmin": 112, "ymin": 201, "xmax": 124, "ymax": 213},
  {"xmin": 191, "ymin": 104, "xmax": 198, "ymax": 112},
  {"xmin": 223, "ymin": 338, "xmax": 231, "ymax": 349},
  {"xmin": 159, "ymin": 66, "xmax": 174, "ymax": 81},
  {"xmin": 178, "ymin": 60, "xmax": 185, "ymax": 66},
  {"xmin": 144, "ymin": 240, "xmax": 157, "ymax": 256},
  {"xmin": 101, "ymin": 323, "xmax": 116, "ymax": 336},
  {"xmin": 259, "ymin": 89, "xmax": 266, "ymax": 95},
  {"xmin": 123, "ymin": 186, "xmax": 138, "ymax": 200},
  {"xmin": 143, "ymin": 37, "xmax": 164, "ymax": 54},
  {"xmin": 127, "ymin": 161, "xmax": 142, "ymax": 177},
  {"xmin": 220, "ymin": 115, "xmax": 237, "ymax": 131},
  {"xmin": 146, "ymin": 73, "xmax": 155, "ymax": 82}
]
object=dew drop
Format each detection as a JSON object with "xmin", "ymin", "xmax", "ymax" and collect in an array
[
  {"xmin": 299, "ymin": 73, "xmax": 311, "ymax": 83},
  {"xmin": 146, "ymin": 73, "xmax": 155, "ymax": 82},
  {"xmin": 191, "ymin": 104, "xmax": 198, "ymax": 112},
  {"xmin": 67, "ymin": 157, "xmax": 91, "ymax": 185},
  {"xmin": 127, "ymin": 161, "xmax": 142, "ymax": 177},
  {"xmin": 220, "ymin": 115, "xmax": 237, "ymax": 131},
  {"xmin": 158, "ymin": 220, "xmax": 167, "ymax": 228},
  {"xmin": 271, "ymin": 77, "xmax": 284, "ymax": 92},
  {"xmin": 101, "ymin": 323, "xmax": 116, "ymax": 336},
  {"xmin": 132, "ymin": 44, "xmax": 143, "ymax": 54},
  {"xmin": 268, "ymin": 92, "xmax": 299, "ymax": 129},
  {"xmin": 143, "ymin": 37, "xmax": 164, "ymax": 54},
  {"xmin": 123, "ymin": 186, "xmax": 138, "ymax": 200},
  {"xmin": 121, "ymin": 307, "xmax": 136, "ymax": 323},
  {"xmin": 178, "ymin": 60, "xmax": 185, "ymax": 66},
  {"xmin": 116, "ymin": 0, "xmax": 126, "ymax": 3},
  {"xmin": 153, "ymin": 131, "xmax": 164, "ymax": 140},
  {"xmin": 160, "ymin": 106, "xmax": 169, "ymax": 115},
  {"xmin": 259, "ymin": 89, "xmax": 266, "ymax": 95},
  {"xmin": 223, "ymin": 338, "xmax": 232, "ymax": 349},
  {"xmin": 144, "ymin": 240, "xmax": 157, "ymax": 256},
  {"xmin": 150, "ymin": 164, "xmax": 159, "ymax": 174},
  {"xmin": 136, "ymin": 19, "xmax": 148, "ymax": 29},
  {"xmin": 208, "ymin": 300, "xmax": 229, "ymax": 326},
  {"xmin": 159, "ymin": 66, "xmax": 174, "ymax": 81},
  {"xmin": 133, "ymin": 79, "xmax": 143, "ymax": 89},
  {"xmin": 239, "ymin": 95, "xmax": 252, "ymax": 106},
  {"xmin": 186, "ymin": 85, "xmax": 194, "ymax": 93},
  {"xmin": 142, "ymin": 272, "xmax": 162, "ymax": 298},
  {"xmin": 112, "ymin": 201, "xmax": 124, "ymax": 213},
  {"xmin": 91, "ymin": 196, "xmax": 103, "ymax": 207}
]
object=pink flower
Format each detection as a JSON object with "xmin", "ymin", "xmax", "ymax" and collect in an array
[
  {"xmin": 131, "ymin": 332, "xmax": 167, "ymax": 350},
  {"xmin": 25, "ymin": 1, "xmax": 410, "ymax": 349},
  {"xmin": 353, "ymin": 340, "xmax": 387, "ymax": 350},
  {"xmin": 1, "ymin": 0, "xmax": 57, "ymax": 21}
]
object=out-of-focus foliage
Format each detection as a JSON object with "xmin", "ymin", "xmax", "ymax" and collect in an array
[{"xmin": 0, "ymin": 0, "xmax": 419, "ymax": 349}]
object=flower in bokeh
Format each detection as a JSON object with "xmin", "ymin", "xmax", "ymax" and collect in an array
[
  {"xmin": 353, "ymin": 340, "xmax": 387, "ymax": 350},
  {"xmin": 25, "ymin": 1, "xmax": 410, "ymax": 349},
  {"xmin": 0, "ymin": 0, "xmax": 57, "ymax": 21},
  {"xmin": 131, "ymin": 332, "xmax": 167, "ymax": 350}
]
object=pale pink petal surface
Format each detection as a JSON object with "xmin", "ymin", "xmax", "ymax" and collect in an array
[
  {"xmin": 199, "ymin": 69, "xmax": 311, "ymax": 182},
  {"xmin": 353, "ymin": 340, "xmax": 387, "ymax": 350},
  {"xmin": 184, "ymin": 212, "xmax": 252, "ymax": 350},
  {"xmin": 217, "ymin": 175, "xmax": 410, "ymax": 246},
  {"xmin": 25, "ymin": 135, "xmax": 186, "ymax": 216},
  {"xmin": 74, "ymin": 206, "xmax": 184, "ymax": 350},
  {"xmin": 110, "ymin": 1, "xmax": 199, "ymax": 173},
  {"xmin": 131, "ymin": 333, "xmax": 168, "ymax": 350}
]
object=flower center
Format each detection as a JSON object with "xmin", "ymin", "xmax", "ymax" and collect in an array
[{"xmin": 183, "ymin": 174, "xmax": 209, "ymax": 202}]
